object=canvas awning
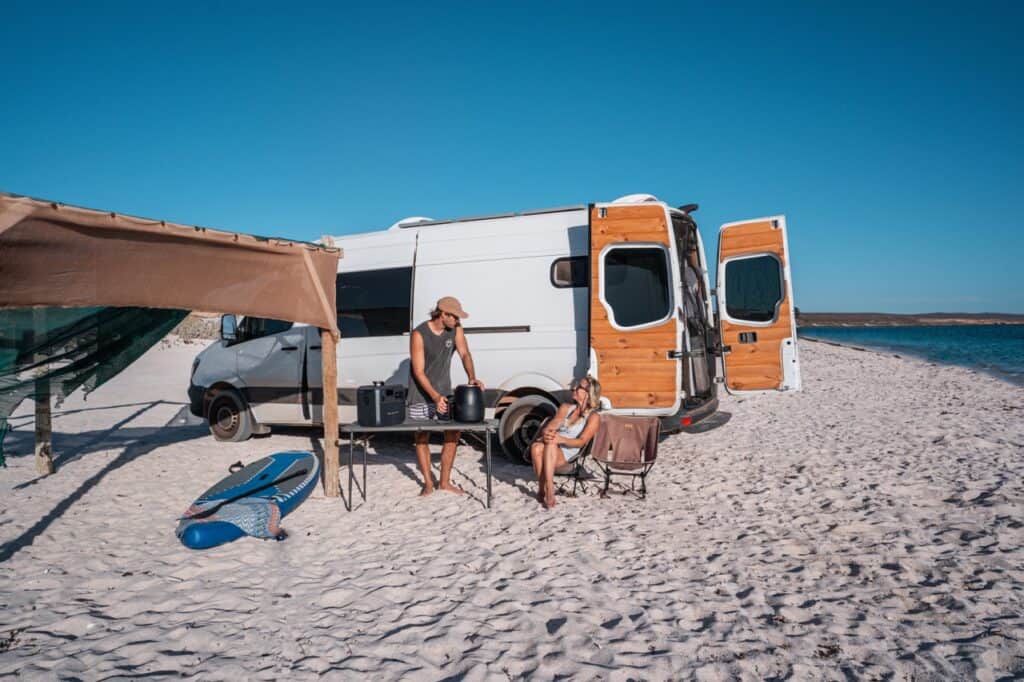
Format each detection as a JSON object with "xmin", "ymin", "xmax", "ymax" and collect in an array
[
  {"xmin": 1, "ymin": 193, "xmax": 345, "ymax": 495},
  {"xmin": 0, "ymin": 193, "xmax": 341, "ymax": 333}
]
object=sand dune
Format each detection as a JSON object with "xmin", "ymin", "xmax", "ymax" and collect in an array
[{"xmin": 1, "ymin": 340, "xmax": 1022, "ymax": 679}]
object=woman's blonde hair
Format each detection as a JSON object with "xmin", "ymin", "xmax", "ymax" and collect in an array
[{"xmin": 571, "ymin": 374, "xmax": 602, "ymax": 415}]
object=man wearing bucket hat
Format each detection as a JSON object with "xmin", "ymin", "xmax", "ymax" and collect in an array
[{"xmin": 408, "ymin": 296, "xmax": 485, "ymax": 496}]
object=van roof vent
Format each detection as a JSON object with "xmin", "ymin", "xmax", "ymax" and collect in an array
[
  {"xmin": 388, "ymin": 216, "xmax": 434, "ymax": 231},
  {"xmin": 611, "ymin": 193, "xmax": 659, "ymax": 204}
]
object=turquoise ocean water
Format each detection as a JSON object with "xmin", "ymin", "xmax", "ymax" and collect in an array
[{"xmin": 798, "ymin": 324, "xmax": 1024, "ymax": 385}]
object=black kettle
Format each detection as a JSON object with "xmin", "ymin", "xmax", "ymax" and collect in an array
[{"xmin": 452, "ymin": 384, "xmax": 484, "ymax": 423}]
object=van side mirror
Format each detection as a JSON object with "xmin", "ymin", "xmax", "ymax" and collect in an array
[{"xmin": 220, "ymin": 314, "xmax": 238, "ymax": 342}]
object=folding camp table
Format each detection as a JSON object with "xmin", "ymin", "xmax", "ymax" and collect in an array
[{"xmin": 337, "ymin": 419, "xmax": 499, "ymax": 510}]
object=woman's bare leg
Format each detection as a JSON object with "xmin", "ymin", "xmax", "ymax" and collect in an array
[
  {"xmin": 530, "ymin": 441, "xmax": 545, "ymax": 502},
  {"xmin": 542, "ymin": 442, "xmax": 564, "ymax": 508},
  {"xmin": 530, "ymin": 441, "xmax": 544, "ymax": 479}
]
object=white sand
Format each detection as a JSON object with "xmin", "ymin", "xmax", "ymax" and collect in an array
[{"xmin": 1, "ymin": 339, "xmax": 1022, "ymax": 679}]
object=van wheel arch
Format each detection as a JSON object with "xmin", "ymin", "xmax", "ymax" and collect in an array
[
  {"xmin": 206, "ymin": 385, "xmax": 255, "ymax": 442},
  {"xmin": 495, "ymin": 387, "xmax": 560, "ymax": 411},
  {"xmin": 497, "ymin": 392, "xmax": 560, "ymax": 463}
]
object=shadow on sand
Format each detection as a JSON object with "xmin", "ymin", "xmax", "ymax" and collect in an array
[
  {"xmin": 270, "ymin": 425, "xmax": 533, "ymax": 509},
  {"xmin": 346, "ymin": 431, "xmax": 533, "ymax": 508},
  {"xmin": 0, "ymin": 403, "xmax": 207, "ymax": 565},
  {"xmin": 4, "ymin": 401, "xmax": 198, "ymax": 474}
]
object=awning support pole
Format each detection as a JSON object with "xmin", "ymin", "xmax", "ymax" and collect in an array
[
  {"xmin": 322, "ymin": 328, "xmax": 340, "ymax": 497},
  {"xmin": 31, "ymin": 308, "xmax": 55, "ymax": 476},
  {"xmin": 34, "ymin": 389, "xmax": 54, "ymax": 476}
]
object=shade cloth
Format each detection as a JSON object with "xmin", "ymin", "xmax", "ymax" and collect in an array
[
  {"xmin": 0, "ymin": 192, "xmax": 343, "ymax": 465},
  {"xmin": 0, "ymin": 307, "xmax": 188, "ymax": 465},
  {"xmin": 0, "ymin": 193, "xmax": 341, "ymax": 334}
]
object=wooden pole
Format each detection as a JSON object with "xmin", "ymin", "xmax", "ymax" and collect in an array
[
  {"xmin": 321, "ymin": 329, "xmax": 340, "ymax": 497},
  {"xmin": 34, "ymin": 388, "xmax": 54, "ymax": 476},
  {"xmin": 32, "ymin": 308, "xmax": 55, "ymax": 476}
]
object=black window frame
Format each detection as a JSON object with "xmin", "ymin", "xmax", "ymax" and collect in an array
[
  {"xmin": 237, "ymin": 316, "xmax": 294, "ymax": 342},
  {"xmin": 600, "ymin": 244, "xmax": 674, "ymax": 329},
  {"xmin": 335, "ymin": 266, "xmax": 413, "ymax": 338},
  {"xmin": 722, "ymin": 253, "xmax": 785, "ymax": 324},
  {"xmin": 550, "ymin": 256, "xmax": 589, "ymax": 288}
]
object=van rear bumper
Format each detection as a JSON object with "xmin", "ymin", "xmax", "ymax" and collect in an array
[
  {"xmin": 188, "ymin": 383, "xmax": 206, "ymax": 418},
  {"xmin": 659, "ymin": 396, "xmax": 719, "ymax": 434}
]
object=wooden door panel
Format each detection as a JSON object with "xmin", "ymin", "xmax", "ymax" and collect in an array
[
  {"xmin": 717, "ymin": 217, "xmax": 800, "ymax": 392},
  {"xmin": 590, "ymin": 204, "xmax": 679, "ymax": 410},
  {"xmin": 719, "ymin": 220, "xmax": 789, "ymax": 261}
]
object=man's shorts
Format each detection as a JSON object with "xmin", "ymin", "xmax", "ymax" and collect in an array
[{"xmin": 408, "ymin": 402, "xmax": 438, "ymax": 421}]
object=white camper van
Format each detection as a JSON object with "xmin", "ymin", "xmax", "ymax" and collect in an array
[{"xmin": 188, "ymin": 194, "xmax": 801, "ymax": 460}]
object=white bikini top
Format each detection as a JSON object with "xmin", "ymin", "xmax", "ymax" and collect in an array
[{"xmin": 557, "ymin": 406, "xmax": 588, "ymax": 440}]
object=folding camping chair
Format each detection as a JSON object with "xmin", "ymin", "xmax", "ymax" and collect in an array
[
  {"xmin": 590, "ymin": 415, "xmax": 661, "ymax": 499},
  {"xmin": 553, "ymin": 439, "xmax": 593, "ymax": 496}
]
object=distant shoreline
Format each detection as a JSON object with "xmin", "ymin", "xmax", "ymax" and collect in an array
[
  {"xmin": 798, "ymin": 312, "xmax": 1024, "ymax": 327},
  {"xmin": 798, "ymin": 327, "xmax": 1024, "ymax": 386}
]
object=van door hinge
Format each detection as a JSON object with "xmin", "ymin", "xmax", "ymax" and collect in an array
[
  {"xmin": 714, "ymin": 376, "xmax": 725, "ymax": 384},
  {"xmin": 668, "ymin": 349, "xmax": 705, "ymax": 359}
]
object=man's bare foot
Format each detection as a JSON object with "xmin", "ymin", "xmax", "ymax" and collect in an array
[
  {"xmin": 419, "ymin": 485, "xmax": 435, "ymax": 497},
  {"xmin": 536, "ymin": 488, "xmax": 545, "ymax": 503},
  {"xmin": 439, "ymin": 482, "xmax": 466, "ymax": 495}
]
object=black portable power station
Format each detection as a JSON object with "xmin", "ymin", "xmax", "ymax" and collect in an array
[{"xmin": 356, "ymin": 382, "xmax": 407, "ymax": 427}]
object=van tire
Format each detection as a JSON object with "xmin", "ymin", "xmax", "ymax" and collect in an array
[
  {"xmin": 498, "ymin": 395, "xmax": 558, "ymax": 463},
  {"xmin": 207, "ymin": 390, "xmax": 254, "ymax": 442}
]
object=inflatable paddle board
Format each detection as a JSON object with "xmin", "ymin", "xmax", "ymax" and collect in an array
[{"xmin": 177, "ymin": 451, "xmax": 319, "ymax": 550}]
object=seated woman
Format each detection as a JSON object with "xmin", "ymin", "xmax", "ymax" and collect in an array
[{"xmin": 531, "ymin": 375, "xmax": 602, "ymax": 509}]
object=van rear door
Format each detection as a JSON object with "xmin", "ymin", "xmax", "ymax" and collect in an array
[
  {"xmin": 716, "ymin": 216, "xmax": 801, "ymax": 392},
  {"xmin": 589, "ymin": 203, "xmax": 681, "ymax": 413}
]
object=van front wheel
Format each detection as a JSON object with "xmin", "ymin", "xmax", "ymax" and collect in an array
[
  {"xmin": 207, "ymin": 390, "xmax": 253, "ymax": 442},
  {"xmin": 498, "ymin": 395, "xmax": 558, "ymax": 463}
]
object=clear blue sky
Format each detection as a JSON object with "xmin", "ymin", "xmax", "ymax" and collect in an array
[{"xmin": 2, "ymin": 2, "xmax": 1021, "ymax": 313}]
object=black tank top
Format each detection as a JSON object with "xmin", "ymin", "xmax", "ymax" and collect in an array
[{"xmin": 407, "ymin": 320, "xmax": 455, "ymax": 405}]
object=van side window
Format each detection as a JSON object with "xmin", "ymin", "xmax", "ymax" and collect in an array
[
  {"xmin": 602, "ymin": 246, "xmax": 672, "ymax": 328},
  {"xmin": 550, "ymin": 257, "xmax": 588, "ymax": 288},
  {"xmin": 723, "ymin": 255, "xmax": 783, "ymax": 323},
  {"xmin": 336, "ymin": 267, "xmax": 413, "ymax": 337},
  {"xmin": 239, "ymin": 317, "xmax": 293, "ymax": 341}
]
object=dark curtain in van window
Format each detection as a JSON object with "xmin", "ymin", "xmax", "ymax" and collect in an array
[
  {"xmin": 604, "ymin": 248, "xmax": 671, "ymax": 327},
  {"xmin": 335, "ymin": 268, "xmax": 413, "ymax": 338},
  {"xmin": 724, "ymin": 256, "xmax": 783, "ymax": 323}
]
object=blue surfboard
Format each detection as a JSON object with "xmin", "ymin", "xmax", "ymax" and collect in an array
[{"xmin": 177, "ymin": 451, "xmax": 319, "ymax": 550}]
